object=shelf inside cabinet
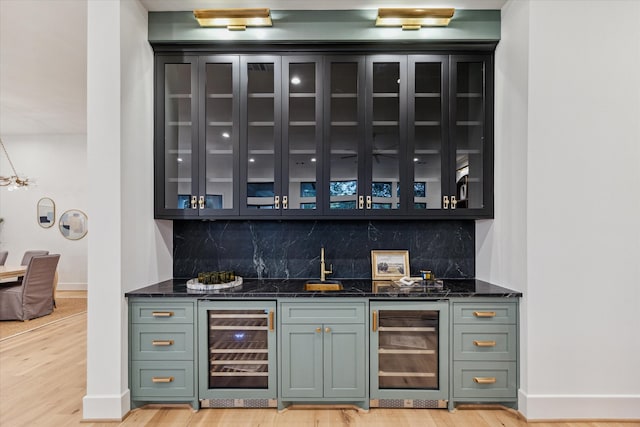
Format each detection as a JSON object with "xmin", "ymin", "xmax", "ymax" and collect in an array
[
  {"xmin": 415, "ymin": 93, "xmax": 441, "ymax": 98},
  {"xmin": 372, "ymin": 121, "xmax": 399, "ymax": 126},
  {"xmin": 167, "ymin": 121, "xmax": 193, "ymax": 126},
  {"xmin": 415, "ymin": 121, "xmax": 441, "ymax": 126},
  {"xmin": 207, "ymin": 94, "xmax": 233, "ymax": 99},
  {"xmin": 331, "ymin": 93, "xmax": 357, "ymax": 98},
  {"xmin": 456, "ymin": 121, "xmax": 483, "ymax": 126},
  {"xmin": 330, "ymin": 121, "xmax": 358, "ymax": 126},
  {"xmin": 379, "ymin": 348, "xmax": 436, "ymax": 355},
  {"xmin": 379, "ymin": 371, "xmax": 436, "ymax": 377},
  {"xmin": 248, "ymin": 93, "xmax": 275, "ymax": 98},
  {"xmin": 208, "ymin": 121, "xmax": 233, "ymax": 126},
  {"xmin": 248, "ymin": 121, "xmax": 275, "ymax": 127},
  {"xmin": 289, "ymin": 121, "xmax": 316, "ymax": 126},
  {"xmin": 373, "ymin": 93, "xmax": 399, "ymax": 98},
  {"xmin": 168, "ymin": 93, "xmax": 192, "ymax": 99},
  {"xmin": 289, "ymin": 93, "xmax": 317, "ymax": 98},
  {"xmin": 457, "ymin": 92, "xmax": 483, "ymax": 98}
]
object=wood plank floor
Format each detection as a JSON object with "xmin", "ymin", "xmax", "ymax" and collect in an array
[{"xmin": 0, "ymin": 309, "xmax": 637, "ymax": 427}]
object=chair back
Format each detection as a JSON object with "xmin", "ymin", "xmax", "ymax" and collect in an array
[
  {"xmin": 0, "ymin": 251, "xmax": 7, "ymax": 266},
  {"xmin": 21, "ymin": 254, "xmax": 60, "ymax": 319},
  {"xmin": 21, "ymin": 250, "xmax": 49, "ymax": 266}
]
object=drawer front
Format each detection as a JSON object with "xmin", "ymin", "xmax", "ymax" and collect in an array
[
  {"xmin": 453, "ymin": 361, "xmax": 517, "ymax": 399},
  {"xmin": 131, "ymin": 324, "xmax": 194, "ymax": 361},
  {"xmin": 131, "ymin": 302, "xmax": 194, "ymax": 324},
  {"xmin": 453, "ymin": 324, "xmax": 516, "ymax": 361},
  {"xmin": 453, "ymin": 303, "xmax": 516, "ymax": 325},
  {"xmin": 131, "ymin": 361, "xmax": 194, "ymax": 398},
  {"xmin": 281, "ymin": 303, "xmax": 365, "ymax": 324}
]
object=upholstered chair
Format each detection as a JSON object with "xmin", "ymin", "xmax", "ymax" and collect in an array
[
  {"xmin": 0, "ymin": 254, "xmax": 60, "ymax": 321},
  {"xmin": 20, "ymin": 250, "xmax": 49, "ymax": 266}
]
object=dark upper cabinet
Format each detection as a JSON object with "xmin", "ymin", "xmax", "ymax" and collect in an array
[{"xmin": 154, "ymin": 50, "xmax": 494, "ymax": 220}]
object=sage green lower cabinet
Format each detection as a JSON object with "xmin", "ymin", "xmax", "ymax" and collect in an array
[
  {"xmin": 449, "ymin": 299, "xmax": 519, "ymax": 409},
  {"xmin": 128, "ymin": 298, "xmax": 199, "ymax": 410},
  {"xmin": 197, "ymin": 300, "xmax": 278, "ymax": 408},
  {"xmin": 278, "ymin": 300, "xmax": 368, "ymax": 410},
  {"xmin": 369, "ymin": 301, "xmax": 449, "ymax": 408}
]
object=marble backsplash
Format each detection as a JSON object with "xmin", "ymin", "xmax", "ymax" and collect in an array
[{"xmin": 173, "ymin": 220, "xmax": 475, "ymax": 280}]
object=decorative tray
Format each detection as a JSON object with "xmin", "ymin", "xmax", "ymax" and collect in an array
[{"xmin": 186, "ymin": 276, "xmax": 243, "ymax": 291}]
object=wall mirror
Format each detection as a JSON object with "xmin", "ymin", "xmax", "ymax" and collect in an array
[
  {"xmin": 37, "ymin": 197, "xmax": 56, "ymax": 228},
  {"xmin": 59, "ymin": 209, "xmax": 88, "ymax": 240}
]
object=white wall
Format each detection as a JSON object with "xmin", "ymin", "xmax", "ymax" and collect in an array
[
  {"xmin": 0, "ymin": 135, "xmax": 88, "ymax": 289},
  {"xmin": 83, "ymin": 0, "xmax": 172, "ymax": 420},
  {"xmin": 479, "ymin": 0, "xmax": 640, "ymax": 420}
]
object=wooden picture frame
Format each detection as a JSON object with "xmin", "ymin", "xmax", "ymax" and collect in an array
[{"xmin": 371, "ymin": 250, "xmax": 410, "ymax": 280}]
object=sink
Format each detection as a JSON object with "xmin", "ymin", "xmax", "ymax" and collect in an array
[{"xmin": 303, "ymin": 280, "xmax": 343, "ymax": 291}]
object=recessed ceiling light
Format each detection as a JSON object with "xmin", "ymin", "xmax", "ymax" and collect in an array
[
  {"xmin": 311, "ymin": 157, "xmax": 316, "ymax": 162},
  {"xmin": 291, "ymin": 76, "xmax": 301, "ymax": 85},
  {"xmin": 177, "ymin": 158, "xmax": 183, "ymax": 162},
  {"xmin": 249, "ymin": 158, "xmax": 255, "ymax": 163},
  {"xmin": 222, "ymin": 132, "xmax": 230, "ymax": 138}
]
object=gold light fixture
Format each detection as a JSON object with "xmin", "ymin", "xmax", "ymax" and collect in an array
[
  {"xmin": 376, "ymin": 8, "xmax": 455, "ymax": 30},
  {"xmin": 193, "ymin": 8, "xmax": 272, "ymax": 31},
  {"xmin": 0, "ymin": 137, "xmax": 32, "ymax": 190}
]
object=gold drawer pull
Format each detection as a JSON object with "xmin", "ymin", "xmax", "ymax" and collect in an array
[
  {"xmin": 473, "ymin": 377, "xmax": 497, "ymax": 384},
  {"xmin": 372, "ymin": 310, "xmax": 378, "ymax": 332},
  {"xmin": 473, "ymin": 340, "xmax": 496, "ymax": 347},
  {"xmin": 151, "ymin": 311, "xmax": 174, "ymax": 317},
  {"xmin": 152, "ymin": 340, "xmax": 174, "ymax": 346},
  {"xmin": 473, "ymin": 311, "xmax": 496, "ymax": 318},
  {"xmin": 152, "ymin": 376, "xmax": 174, "ymax": 383},
  {"xmin": 269, "ymin": 310, "xmax": 275, "ymax": 332}
]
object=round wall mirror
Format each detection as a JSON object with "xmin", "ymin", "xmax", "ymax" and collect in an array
[
  {"xmin": 59, "ymin": 209, "xmax": 88, "ymax": 240},
  {"xmin": 37, "ymin": 197, "xmax": 56, "ymax": 228}
]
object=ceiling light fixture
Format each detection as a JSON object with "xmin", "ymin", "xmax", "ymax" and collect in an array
[
  {"xmin": 0, "ymin": 137, "xmax": 32, "ymax": 191},
  {"xmin": 376, "ymin": 8, "xmax": 455, "ymax": 30},
  {"xmin": 193, "ymin": 8, "xmax": 272, "ymax": 31}
]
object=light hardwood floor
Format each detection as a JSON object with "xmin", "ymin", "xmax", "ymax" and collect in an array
[{"xmin": 0, "ymin": 309, "xmax": 637, "ymax": 427}]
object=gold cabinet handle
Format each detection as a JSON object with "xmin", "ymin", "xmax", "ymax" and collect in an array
[
  {"xmin": 443, "ymin": 195, "xmax": 450, "ymax": 209},
  {"xmin": 473, "ymin": 311, "xmax": 496, "ymax": 318},
  {"xmin": 198, "ymin": 195, "xmax": 205, "ymax": 209},
  {"xmin": 152, "ymin": 376, "xmax": 174, "ymax": 383},
  {"xmin": 372, "ymin": 310, "xmax": 378, "ymax": 332},
  {"xmin": 315, "ymin": 327, "xmax": 322, "ymax": 333},
  {"xmin": 152, "ymin": 340, "xmax": 174, "ymax": 346},
  {"xmin": 358, "ymin": 196, "xmax": 364, "ymax": 209},
  {"xmin": 366, "ymin": 195, "xmax": 372, "ymax": 209},
  {"xmin": 190, "ymin": 196, "xmax": 197, "ymax": 209},
  {"xmin": 473, "ymin": 340, "xmax": 496, "ymax": 347},
  {"xmin": 450, "ymin": 195, "xmax": 457, "ymax": 209},
  {"xmin": 282, "ymin": 195, "xmax": 288, "ymax": 210},
  {"xmin": 151, "ymin": 311, "xmax": 174, "ymax": 317},
  {"xmin": 274, "ymin": 195, "xmax": 280, "ymax": 209},
  {"xmin": 268, "ymin": 310, "xmax": 275, "ymax": 332},
  {"xmin": 473, "ymin": 377, "xmax": 496, "ymax": 384},
  {"xmin": 325, "ymin": 327, "xmax": 331, "ymax": 333}
]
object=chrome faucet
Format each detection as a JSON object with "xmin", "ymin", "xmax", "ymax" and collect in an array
[{"xmin": 320, "ymin": 247, "xmax": 333, "ymax": 282}]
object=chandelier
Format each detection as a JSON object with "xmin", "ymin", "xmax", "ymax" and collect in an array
[{"xmin": 0, "ymin": 137, "xmax": 32, "ymax": 190}]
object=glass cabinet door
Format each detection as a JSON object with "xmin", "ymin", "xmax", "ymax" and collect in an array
[
  {"xmin": 366, "ymin": 56, "xmax": 407, "ymax": 214},
  {"xmin": 200, "ymin": 56, "xmax": 239, "ymax": 215},
  {"xmin": 155, "ymin": 56, "xmax": 199, "ymax": 217},
  {"xmin": 240, "ymin": 56, "xmax": 282, "ymax": 215},
  {"xmin": 282, "ymin": 57, "xmax": 322, "ymax": 214},
  {"xmin": 324, "ymin": 57, "xmax": 365, "ymax": 214},
  {"xmin": 450, "ymin": 55, "xmax": 493, "ymax": 212},
  {"xmin": 408, "ymin": 56, "xmax": 448, "ymax": 212}
]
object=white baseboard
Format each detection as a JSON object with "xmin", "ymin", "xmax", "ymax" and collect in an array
[
  {"xmin": 57, "ymin": 282, "xmax": 88, "ymax": 291},
  {"xmin": 82, "ymin": 389, "xmax": 130, "ymax": 420},
  {"xmin": 519, "ymin": 389, "xmax": 640, "ymax": 420}
]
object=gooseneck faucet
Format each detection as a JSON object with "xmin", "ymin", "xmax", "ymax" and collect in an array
[{"xmin": 320, "ymin": 247, "xmax": 333, "ymax": 282}]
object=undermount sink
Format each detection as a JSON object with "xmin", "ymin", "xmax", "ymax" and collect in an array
[{"xmin": 303, "ymin": 280, "xmax": 344, "ymax": 291}]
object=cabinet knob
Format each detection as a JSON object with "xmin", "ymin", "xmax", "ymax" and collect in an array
[
  {"xmin": 366, "ymin": 195, "xmax": 372, "ymax": 210},
  {"xmin": 325, "ymin": 327, "xmax": 331, "ymax": 333},
  {"xmin": 190, "ymin": 196, "xmax": 198, "ymax": 209},
  {"xmin": 316, "ymin": 327, "xmax": 322, "ymax": 333},
  {"xmin": 443, "ymin": 195, "xmax": 450, "ymax": 209},
  {"xmin": 450, "ymin": 195, "xmax": 457, "ymax": 209},
  {"xmin": 274, "ymin": 195, "xmax": 280, "ymax": 209},
  {"xmin": 358, "ymin": 196, "xmax": 364, "ymax": 210},
  {"xmin": 282, "ymin": 195, "xmax": 288, "ymax": 210},
  {"xmin": 198, "ymin": 195, "xmax": 205, "ymax": 209}
]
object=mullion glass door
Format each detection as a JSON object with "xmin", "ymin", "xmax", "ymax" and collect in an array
[
  {"xmin": 367, "ymin": 56, "xmax": 407, "ymax": 214},
  {"xmin": 450, "ymin": 55, "xmax": 492, "ymax": 212},
  {"xmin": 409, "ymin": 56, "xmax": 448, "ymax": 213},
  {"xmin": 156, "ymin": 56, "xmax": 199, "ymax": 216},
  {"xmin": 241, "ymin": 56, "xmax": 282, "ymax": 214},
  {"xmin": 201, "ymin": 56, "xmax": 239, "ymax": 215},
  {"xmin": 325, "ymin": 57, "xmax": 365, "ymax": 215},
  {"xmin": 282, "ymin": 57, "xmax": 322, "ymax": 214}
]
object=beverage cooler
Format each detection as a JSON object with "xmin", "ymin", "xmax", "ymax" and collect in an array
[
  {"xmin": 197, "ymin": 300, "xmax": 277, "ymax": 407},
  {"xmin": 369, "ymin": 301, "xmax": 449, "ymax": 408}
]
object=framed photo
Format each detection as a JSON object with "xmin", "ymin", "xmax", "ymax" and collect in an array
[{"xmin": 371, "ymin": 250, "xmax": 410, "ymax": 280}]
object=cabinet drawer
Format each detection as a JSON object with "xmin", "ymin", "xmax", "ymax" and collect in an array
[
  {"xmin": 131, "ymin": 324, "xmax": 194, "ymax": 361},
  {"xmin": 281, "ymin": 303, "xmax": 365, "ymax": 324},
  {"xmin": 453, "ymin": 303, "xmax": 516, "ymax": 325},
  {"xmin": 453, "ymin": 361, "xmax": 517, "ymax": 399},
  {"xmin": 131, "ymin": 361, "xmax": 194, "ymax": 398},
  {"xmin": 131, "ymin": 302, "xmax": 194, "ymax": 324},
  {"xmin": 453, "ymin": 324, "xmax": 516, "ymax": 361}
]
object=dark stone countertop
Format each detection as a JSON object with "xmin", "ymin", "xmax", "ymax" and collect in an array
[{"xmin": 125, "ymin": 278, "xmax": 522, "ymax": 299}]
